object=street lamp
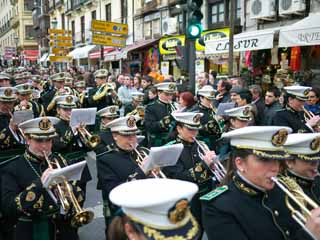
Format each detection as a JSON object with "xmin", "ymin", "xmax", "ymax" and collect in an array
[{"xmin": 14, "ymin": 36, "xmax": 19, "ymax": 66}]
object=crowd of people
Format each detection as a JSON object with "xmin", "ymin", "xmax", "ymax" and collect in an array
[{"xmin": 1, "ymin": 65, "xmax": 320, "ymax": 240}]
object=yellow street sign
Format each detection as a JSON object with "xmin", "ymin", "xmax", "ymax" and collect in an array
[
  {"xmin": 49, "ymin": 35, "xmax": 73, "ymax": 41},
  {"xmin": 49, "ymin": 55, "xmax": 73, "ymax": 62},
  {"xmin": 49, "ymin": 41, "xmax": 73, "ymax": 47},
  {"xmin": 92, "ymin": 33, "xmax": 126, "ymax": 47},
  {"xmin": 91, "ymin": 20, "xmax": 128, "ymax": 35},
  {"xmin": 52, "ymin": 48, "xmax": 69, "ymax": 55},
  {"xmin": 48, "ymin": 29, "xmax": 72, "ymax": 34}
]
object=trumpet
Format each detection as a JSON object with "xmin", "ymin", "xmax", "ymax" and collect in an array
[
  {"xmin": 169, "ymin": 101, "xmax": 178, "ymax": 113},
  {"xmin": 77, "ymin": 124, "xmax": 101, "ymax": 149},
  {"xmin": 130, "ymin": 143, "xmax": 166, "ymax": 178},
  {"xmin": 43, "ymin": 151, "xmax": 94, "ymax": 227},
  {"xmin": 127, "ymin": 106, "xmax": 145, "ymax": 119},
  {"xmin": 193, "ymin": 137, "xmax": 226, "ymax": 182},
  {"xmin": 271, "ymin": 175, "xmax": 318, "ymax": 238}
]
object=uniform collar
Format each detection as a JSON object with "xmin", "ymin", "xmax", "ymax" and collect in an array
[
  {"xmin": 233, "ymin": 172, "xmax": 266, "ymax": 197},
  {"xmin": 158, "ymin": 98, "xmax": 169, "ymax": 105},
  {"xmin": 24, "ymin": 149, "xmax": 45, "ymax": 163},
  {"xmin": 286, "ymin": 169, "xmax": 314, "ymax": 188},
  {"xmin": 176, "ymin": 135, "xmax": 194, "ymax": 147},
  {"xmin": 199, "ymin": 102, "xmax": 210, "ymax": 110},
  {"xmin": 286, "ymin": 104, "xmax": 299, "ymax": 113}
]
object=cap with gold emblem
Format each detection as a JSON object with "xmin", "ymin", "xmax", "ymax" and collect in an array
[
  {"xmin": 16, "ymin": 83, "xmax": 33, "ymax": 95},
  {"xmin": 31, "ymin": 75, "xmax": 42, "ymax": 83},
  {"xmin": 109, "ymin": 178, "xmax": 200, "ymax": 240},
  {"xmin": 97, "ymin": 105, "xmax": 119, "ymax": 118},
  {"xmin": 284, "ymin": 86, "xmax": 311, "ymax": 101},
  {"xmin": 0, "ymin": 87, "xmax": 17, "ymax": 102},
  {"xmin": 55, "ymin": 95, "xmax": 78, "ymax": 109},
  {"xmin": 197, "ymin": 85, "xmax": 216, "ymax": 100},
  {"xmin": 19, "ymin": 117, "xmax": 60, "ymax": 139},
  {"xmin": 224, "ymin": 105, "xmax": 252, "ymax": 121},
  {"xmin": 74, "ymin": 81, "xmax": 86, "ymax": 88},
  {"xmin": 0, "ymin": 72, "xmax": 11, "ymax": 80},
  {"xmin": 172, "ymin": 112, "xmax": 203, "ymax": 130},
  {"xmin": 155, "ymin": 82, "xmax": 177, "ymax": 94},
  {"xmin": 132, "ymin": 92, "xmax": 144, "ymax": 102},
  {"xmin": 50, "ymin": 72, "xmax": 72, "ymax": 82},
  {"xmin": 94, "ymin": 69, "xmax": 108, "ymax": 78},
  {"xmin": 14, "ymin": 73, "xmax": 23, "ymax": 80},
  {"xmin": 222, "ymin": 126, "xmax": 293, "ymax": 160},
  {"xmin": 284, "ymin": 133, "xmax": 320, "ymax": 161},
  {"xmin": 65, "ymin": 77, "xmax": 73, "ymax": 86},
  {"xmin": 106, "ymin": 116, "xmax": 141, "ymax": 135}
]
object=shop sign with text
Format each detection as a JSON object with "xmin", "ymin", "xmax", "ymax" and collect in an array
[{"xmin": 159, "ymin": 35, "xmax": 185, "ymax": 55}]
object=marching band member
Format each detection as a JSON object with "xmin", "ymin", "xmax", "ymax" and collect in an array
[
  {"xmin": 272, "ymin": 86, "xmax": 320, "ymax": 133},
  {"xmin": 14, "ymin": 83, "xmax": 45, "ymax": 118},
  {"xmin": 95, "ymin": 105, "xmax": 119, "ymax": 155},
  {"xmin": 0, "ymin": 72, "xmax": 12, "ymax": 87},
  {"xmin": 144, "ymin": 82, "xmax": 177, "ymax": 147},
  {"xmin": 108, "ymin": 178, "xmax": 201, "ymax": 240},
  {"xmin": 193, "ymin": 85, "xmax": 222, "ymax": 149},
  {"xmin": 1, "ymin": 117, "xmax": 88, "ymax": 240},
  {"xmin": 163, "ymin": 112, "xmax": 217, "ymax": 236},
  {"xmin": 124, "ymin": 91, "xmax": 145, "ymax": 116},
  {"xmin": 74, "ymin": 81, "xmax": 87, "ymax": 107}
]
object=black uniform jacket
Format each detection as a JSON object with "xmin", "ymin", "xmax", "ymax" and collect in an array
[
  {"xmin": 201, "ymin": 173, "xmax": 312, "ymax": 240},
  {"xmin": 87, "ymin": 83, "xmax": 120, "ymax": 111},
  {"xmin": 272, "ymin": 105, "xmax": 313, "ymax": 133},
  {"xmin": 0, "ymin": 112, "xmax": 22, "ymax": 152},
  {"xmin": 96, "ymin": 145, "xmax": 147, "ymax": 213},
  {"xmin": 1, "ymin": 150, "xmax": 86, "ymax": 240},
  {"xmin": 94, "ymin": 128, "xmax": 114, "ymax": 155}
]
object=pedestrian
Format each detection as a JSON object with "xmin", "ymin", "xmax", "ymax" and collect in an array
[
  {"xmin": 262, "ymin": 87, "xmax": 282, "ymax": 125},
  {"xmin": 249, "ymin": 84, "xmax": 265, "ymax": 125},
  {"xmin": 304, "ymin": 87, "xmax": 320, "ymax": 116},
  {"xmin": 117, "ymin": 74, "xmax": 137, "ymax": 107},
  {"xmin": 214, "ymin": 79, "xmax": 232, "ymax": 107},
  {"xmin": 178, "ymin": 91, "xmax": 196, "ymax": 112}
]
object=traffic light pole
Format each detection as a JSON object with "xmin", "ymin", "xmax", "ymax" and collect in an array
[{"xmin": 187, "ymin": 38, "xmax": 196, "ymax": 95}]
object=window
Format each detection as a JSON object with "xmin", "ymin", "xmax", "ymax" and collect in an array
[
  {"xmin": 25, "ymin": 26, "xmax": 36, "ymax": 40},
  {"xmin": 91, "ymin": 10, "xmax": 96, "ymax": 20},
  {"xmin": 61, "ymin": 13, "xmax": 65, "ymax": 29},
  {"xmin": 24, "ymin": 0, "xmax": 33, "ymax": 11},
  {"xmin": 236, "ymin": 0, "xmax": 241, "ymax": 19},
  {"xmin": 105, "ymin": 4, "xmax": 111, "ymax": 21},
  {"xmin": 211, "ymin": 2, "xmax": 224, "ymax": 24},
  {"xmin": 121, "ymin": 0, "xmax": 128, "ymax": 24},
  {"xmin": 71, "ymin": 20, "xmax": 75, "ymax": 45},
  {"xmin": 144, "ymin": 21, "xmax": 151, "ymax": 38},
  {"xmin": 80, "ymin": 16, "xmax": 85, "ymax": 43}
]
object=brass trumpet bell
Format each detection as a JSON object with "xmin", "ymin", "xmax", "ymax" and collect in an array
[{"xmin": 71, "ymin": 210, "xmax": 94, "ymax": 228}]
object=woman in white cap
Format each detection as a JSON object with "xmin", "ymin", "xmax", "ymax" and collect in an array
[{"xmin": 108, "ymin": 179, "xmax": 201, "ymax": 240}]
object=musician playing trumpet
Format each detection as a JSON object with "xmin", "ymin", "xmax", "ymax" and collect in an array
[
  {"xmin": 1, "ymin": 117, "xmax": 87, "ymax": 240},
  {"xmin": 162, "ymin": 111, "xmax": 217, "ymax": 237}
]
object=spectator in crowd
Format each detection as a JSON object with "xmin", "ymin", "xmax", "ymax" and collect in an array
[
  {"xmin": 148, "ymin": 86, "xmax": 157, "ymax": 103},
  {"xmin": 117, "ymin": 74, "xmax": 137, "ymax": 107},
  {"xmin": 107, "ymin": 75, "xmax": 117, "ymax": 90},
  {"xmin": 178, "ymin": 91, "xmax": 196, "ymax": 112},
  {"xmin": 141, "ymin": 75, "xmax": 154, "ymax": 105},
  {"xmin": 209, "ymin": 70, "xmax": 218, "ymax": 88},
  {"xmin": 214, "ymin": 79, "xmax": 232, "ymax": 107},
  {"xmin": 115, "ymin": 74, "xmax": 125, "ymax": 91},
  {"xmin": 236, "ymin": 88, "xmax": 256, "ymax": 125},
  {"xmin": 230, "ymin": 76, "xmax": 245, "ymax": 88},
  {"xmin": 249, "ymin": 84, "xmax": 265, "ymax": 125},
  {"xmin": 196, "ymin": 72, "xmax": 209, "ymax": 90},
  {"xmin": 229, "ymin": 86, "xmax": 242, "ymax": 103},
  {"xmin": 262, "ymin": 87, "xmax": 282, "ymax": 125},
  {"xmin": 133, "ymin": 75, "xmax": 142, "ymax": 92},
  {"xmin": 304, "ymin": 87, "xmax": 320, "ymax": 116}
]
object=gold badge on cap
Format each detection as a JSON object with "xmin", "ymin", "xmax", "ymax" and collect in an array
[
  {"xmin": 168, "ymin": 83, "xmax": 176, "ymax": 91},
  {"xmin": 60, "ymin": 73, "xmax": 64, "ymax": 78},
  {"xmin": 272, "ymin": 129, "xmax": 288, "ymax": 147},
  {"xmin": 126, "ymin": 116, "xmax": 136, "ymax": 128},
  {"xmin": 210, "ymin": 91, "xmax": 215, "ymax": 97},
  {"xmin": 23, "ymin": 84, "xmax": 29, "ymax": 90},
  {"xmin": 310, "ymin": 137, "xmax": 320, "ymax": 151},
  {"xmin": 193, "ymin": 114, "xmax": 201, "ymax": 124},
  {"xmin": 39, "ymin": 118, "xmax": 52, "ymax": 130},
  {"xmin": 304, "ymin": 89, "xmax": 310, "ymax": 96},
  {"xmin": 243, "ymin": 106, "xmax": 251, "ymax": 117},
  {"xmin": 66, "ymin": 95, "xmax": 73, "ymax": 104},
  {"xmin": 168, "ymin": 199, "xmax": 189, "ymax": 224},
  {"xmin": 109, "ymin": 106, "xmax": 116, "ymax": 113},
  {"xmin": 4, "ymin": 88, "xmax": 12, "ymax": 97}
]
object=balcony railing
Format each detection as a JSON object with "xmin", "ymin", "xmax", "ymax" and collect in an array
[{"xmin": 10, "ymin": 14, "xmax": 19, "ymax": 28}]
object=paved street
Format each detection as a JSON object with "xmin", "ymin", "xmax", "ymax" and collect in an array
[{"xmin": 78, "ymin": 152, "xmax": 208, "ymax": 240}]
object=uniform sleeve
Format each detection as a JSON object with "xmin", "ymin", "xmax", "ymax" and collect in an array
[
  {"xmin": 271, "ymin": 112, "xmax": 289, "ymax": 127},
  {"xmin": 202, "ymin": 201, "xmax": 249, "ymax": 240},
  {"xmin": 144, "ymin": 105, "xmax": 166, "ymax": 134}
]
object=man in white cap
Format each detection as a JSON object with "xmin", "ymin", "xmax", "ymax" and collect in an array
[
  {"xmin": 124, "ymin": 91, "xmax": 144, "ymax": 116},
  {"xmin": 193, "ymin": 85, "xmax": 222, "ymax": 149},
  {"xmin": 0, "ymin": 72, "xmax": 12, "ymax": 87},
  {"xmin": 108, "ymin": 178, "xmax": 201, "ymax": 240},
  {"xmin": 163, "ymin": 111, "xmax": 217, "ymax": 237},
  {"xmin": 272, "ymin": 86, "xmax": 320, "ymax": 133},
  {"xmin": 95, "ymin": 105, "xmax": 119, "ymax": 154},
  {"xmin": 96, "ymin": 115, "xmax": 155, "ymax": 233},
  {"xmin": 1, "ymin": 116, "xmax": 86, "ymax": 240},
  {"xmin": 144, "ymin": 82, "xmax": 177, "ymax": 146}
]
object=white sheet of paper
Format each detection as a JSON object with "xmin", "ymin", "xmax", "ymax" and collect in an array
[
  {"xmin": 216, "ymin": 103, "xmax": 235, "ymax": 116},
  {"xmin": 13, "ymin": 110, "xmax": 34, "ymax": 124},
  {"xmin": 42, "ymin": 161, "xmax": 87, "ymax": 188},
  {"xmin": 143, "ymin": 143, "xmax": 184, "ymax": 172},
  {"xmin": 70, "ymin": 108, "xmax": 97, "ymax": 127}
]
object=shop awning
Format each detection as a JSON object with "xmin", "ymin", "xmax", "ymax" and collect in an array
[
  {"xmin": 205, "ymin": 28, "xmax": 280, "ymax": 55},
  {"xmin": 22, "ymin": 50, "xmax": 39, "ymax": 61},
  {"xmin": 69, "ymin": 45, "xmax": 96, "ymax": 59},
  {"xmin": 279, "ymin": 13, "xmax": 320, "ymax": 47},
  {"xmin": 89, "ymin": 47, "xmax": 115, "ymax": 59},
  {"xmin": 122, "ymin": 39, "xmax": 159, "ymax": 59},
  {"xmin": 104, "ymin": 49, "xmax": 123, "ymax": 62}
]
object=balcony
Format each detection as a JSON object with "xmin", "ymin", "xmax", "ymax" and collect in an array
[
  {"xmin": 55, "ymin": 0, "xmax": 63, "ymax": 8},
  {"xmin": 141, "ymin": 0, "xmax": 160, "ymax": 15},
  {"xmin": 10, "ymin": 14, "xmax": 19, "ymax": 28},
  {"xmin": 65, "ymin": 0, "xmax": 73, "ymax": 14},
  {"xmin": 0, "ymin": 22, "xmax": 11, "ymax": 37}
]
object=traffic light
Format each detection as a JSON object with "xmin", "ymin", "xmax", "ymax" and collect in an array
[
  {"xmin": 187, "ymin": 0, "xmax": 203, "ymax": 39},
  {"xmin": 175, "ymin": 45, "xmax": 188, "ymax": 72}
]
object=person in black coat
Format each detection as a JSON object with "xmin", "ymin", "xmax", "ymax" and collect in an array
[
  {"xmin": 249, "ymin": 84, "xmax": 265, "ymax": 126},
  {"xmin": 201, "ymin": 126, "xmax": 317, "ymax": 240},
  {"xmin": 272, "ymin": 86, "xmax": 320, "ymax": 133}
]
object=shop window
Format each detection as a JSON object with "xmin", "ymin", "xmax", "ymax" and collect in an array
[
  {"xmin": 105, "ymin": 4, "xmax": 111, "ymax": 21},
  {"xmin": 211, "ymin": 2, "xmax": 224, "ymax": 24},
  {"xmin": 25, "ymin": 26, "xmax": 36, "ymax": 40},
  {"xmin": 144, "ymin": 21, "xmax": 151, "ymax": 39}
]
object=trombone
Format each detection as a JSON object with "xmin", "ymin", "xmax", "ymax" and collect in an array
[
  {"xmin": 193, "ymin": 137, "xmax": 226, "ymax": 182},
  {"xmin": 169, "ymin": 101, "xmax": 178, "ymax": 113},
  {"xmin": 43, "ymin": 151, "xmax": 94, "ymax": 228},
  {"xmin": 77, "ymin": 124, "xmax": 101, "ymax": 149},
  {"xmin": 271, "ymin": 175, "xmax": 318, "ymax": 239},
  {"xmin": 130, "ymin": 143, "xmax": 166, "ymax": 178}
]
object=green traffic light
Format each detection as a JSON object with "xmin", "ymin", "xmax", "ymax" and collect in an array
[{"xmin": 187, "ymin": 23, "xmax": 202, "ymax": 39}]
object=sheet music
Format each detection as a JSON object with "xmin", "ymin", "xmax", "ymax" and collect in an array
[{"xmin": 70, "ymin": 108, "xmax": 97, "ymax": 127}]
